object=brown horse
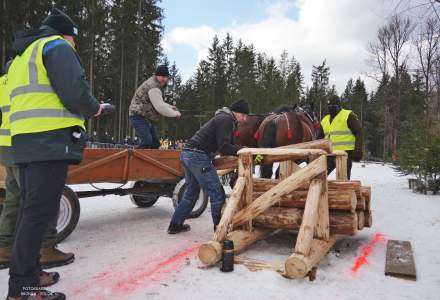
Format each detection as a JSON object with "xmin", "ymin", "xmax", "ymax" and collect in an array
[
  {"xmin": 256, "ymin": 105, "xmax": 319, "ymax": 178},
  {"xmin": 234, "ymin": 114, "xmax": 265, "ymax": 147}
]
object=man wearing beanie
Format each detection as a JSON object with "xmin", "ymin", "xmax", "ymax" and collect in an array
[
  {"xmin": 5, "ymin": 7, "xmax": 105, "ymax": 300},
  {"xmin": 168, "ymin": 98, "xmax": 249, "ymax": 234},
  {"xmin": 129, "ymin": 65, "xmax": 181, "ymax": 149},
  {"xmin": 317, "ymin": 95, "xmax": 363, "ymax": 179}
]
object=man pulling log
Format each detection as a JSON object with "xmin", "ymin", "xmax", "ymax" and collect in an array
[{"xmin": 168, "ymin": 99, "xmax": 250, "ymax": 234}]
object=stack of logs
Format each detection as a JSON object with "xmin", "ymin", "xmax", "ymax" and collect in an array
[{"xmin": 200, "ymin": 139, "xmax": 372, "ymax": 279}]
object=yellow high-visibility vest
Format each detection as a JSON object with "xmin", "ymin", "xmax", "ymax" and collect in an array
[
  {"xmin": 0, "ymin": 74, "xmax": 11, "ymax": 146},
  {"xmin": 8, "ymin": 35, "xmax": 84, "ymax": 137},
  {"xmin": 321, "ymin": 109, "xmax": 355, "ymax": 151}
]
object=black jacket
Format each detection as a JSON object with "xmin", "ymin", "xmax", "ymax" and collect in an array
[
  {"xmin": 9, "ymin": 27, "xmax": 99, "ymax": 164},
  {"xmin": 188, "ymin": 107, "xmax": 242, "ymax": 157}
]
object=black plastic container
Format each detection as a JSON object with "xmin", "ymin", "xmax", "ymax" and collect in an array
[{"xmin": 221, "ymin": 240, "xmax": 234, "ymax": 272}]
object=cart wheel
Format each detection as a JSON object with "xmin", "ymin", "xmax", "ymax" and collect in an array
[
  {"xmin": 56, "ymin": 186, "xmax": 80, "ymax": 243},
  {"xmin": 130, "ymin": 181, "xmax": 161, "ymax": 208},
  {"xmin": 172, "ymin": 179, "xmax": 209, "ymax": 218}
]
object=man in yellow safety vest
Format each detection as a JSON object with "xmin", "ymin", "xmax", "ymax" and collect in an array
[
  {"xmin": 5, "ymin": 8, "xmax": 105, "ymax": 300},
  {"xmin": 318, "ymin": 95, "xmax": 363, "ymax": 179}
]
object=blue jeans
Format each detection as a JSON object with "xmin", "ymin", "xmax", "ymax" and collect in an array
[
  {"xmin": 129, "ymin": 115, "xmax": 160, "ymax": 149},
  {"xmin": 171, "ymin": 151, "xmax": 225, "ymax": 226}
]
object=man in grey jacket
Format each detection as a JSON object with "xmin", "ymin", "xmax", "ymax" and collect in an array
[{"xmin": 129, "ymin": 65, "xmax": 181, "ymax": 149}]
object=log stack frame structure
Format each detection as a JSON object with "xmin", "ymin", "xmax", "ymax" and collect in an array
[{"xmin": 200, "ymin": 139, "xmax": 372, "ymax": 279}]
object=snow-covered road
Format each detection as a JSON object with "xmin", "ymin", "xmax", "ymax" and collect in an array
[{"xmin": 1, "ymin": 162, "xmax": 439, "ymax": 299}]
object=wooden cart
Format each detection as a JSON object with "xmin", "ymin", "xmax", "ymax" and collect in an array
[{"xmin": 0, "ymin": 148, "xmax": 211, "ymax": 242}]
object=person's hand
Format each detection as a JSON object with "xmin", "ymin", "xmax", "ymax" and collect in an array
[
  {"xmin": 175, "ymin": 111, "xmax": 181, "ymax": 118},
  {"xmin": 254, "ymin": 154, "xmax": 264, "ymax": 164},
  {"xmin": 94, "ymin": 103, "xmax": 103, "ymax": 116}
]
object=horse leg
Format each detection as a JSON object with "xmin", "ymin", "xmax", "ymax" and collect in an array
[{"xmin": 260, "ymin": 164, "xmax": 274, "ymax": 179}]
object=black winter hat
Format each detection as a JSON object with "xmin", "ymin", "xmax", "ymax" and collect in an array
[
  {"xmin": 229, "ymin": 98, "xmax": 250, "ymax": 114},
  {"xmin": 155, "ymin": 65, "xmax": 170, "ymax": 77},
  {"xmin": 41, "ymin": 8, "xmax": 78, "ymax": 37}
]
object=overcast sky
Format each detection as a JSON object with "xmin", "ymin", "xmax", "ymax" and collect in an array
[{"xmin": 160, "ymin": 0, "xmax": 436, "ymax": 94}]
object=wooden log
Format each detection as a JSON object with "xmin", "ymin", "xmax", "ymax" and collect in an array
[
  {"xmin": 256, "ymin": 189, "xmax": 356, "ymax": 212},
  {"xmin": 198, "ymin": 228, "xmax": 273, "ymax": 266},
  {"xmin": 213, "ymin": 177, "xmax": 245, "ymax": 242},
  {"xmin": 357, "ymin": 211, "xmax": 365, "ymax": 230},
  {"xmin": 238, "ymin": 147, "xmax": 327, "ymax": 158},
  {"xmin": 364, "ymin": 210, "xmax": 373, "ymax": 228},
  {"xmin": 285, "ymin": 235, "xmax": 341, "ymax": 279},
  {"xmin": 361, "ymin": 186, "xmax": 371, "ymax": 211},
  {"xmin": 295, "ymin": 179, "xmax": 323, "ymax": 256},
  {"xmin": 279, "ymin": 139, "xmax": 332, "ymax": 153},
  {"xmin": 250, "ymin": 207, "xmax": 359, "ymax": 236},
  {"xmin": 213, "ymin": 156, "xmax": 238, "ymax": 170},
  {"xmin": 239, "ymin": 153, "xmax": 254, "ymax": 230},
  {"xmin": 234, "ymin": 256, "xmax": 284, "ymax": 273},
  {"xmin": 335, "ymin": 154, "xmax": 348, "ymax": 180},
  {"xmin": 316, "ymin": 173, "xmax": 330, "ymax": 241},
  {"xmin": 279, "ymin": 161, "xmax": 300, "ymax": 180},
  {"xmin": 232, "ymin": 156, "xmax": 327, "ymax": 227}
]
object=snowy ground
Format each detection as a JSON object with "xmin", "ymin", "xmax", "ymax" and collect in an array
[{"xmin": 1, "ymin": 162, "xmax": 439, "ymax": 299}]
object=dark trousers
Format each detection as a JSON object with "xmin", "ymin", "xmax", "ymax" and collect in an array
[
  {"xmin": 327, "ymin": 150, "xmax": 354, "ymax": 179},
  {"xmin": 171, "ymin": 150, "xmax": 225, "ymax": 226},
  {"xmin": 8, "ymin": 161, "xmax": 68, "ymax": 298},
  {"xmin": 129, "ymin": 115, "xmax": 160, "ymax": 149}
]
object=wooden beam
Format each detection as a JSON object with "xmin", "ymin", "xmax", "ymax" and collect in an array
[
  {"xmin": 198, "ymin": 228, "xmax": 273, "ymax": 266},
  {"xmin": 232, "ymin": 155, "xmax": 327, "ymax": 227},
  {"xmin": 285, "ymin": 235, "xmax": 342, "ymax": 279},
  {"xmin": 250, "ymin": 207, "xmax": 359, "ymax": 236},
  {"xmin": 213, "ymin": 177, "xmax": 245, "ymax": 242},
  {"xmin": 335, "ymin": 154, "xmax": 348, "ymax": 180},
  {"xmin": 316, "ymin": 172, "xmax": 330, "ymax": 241},
  {"xmin": 234, "ymin": 256, "xmax": 284, "ymax": 273},
  {"xmin": 279, "ymin": 139, "xmax": 332, "ymax": 153},
  {"xmin": 357, "ymin": 211, "xmax": 365, "ymax": 230},
  {"xmin": 294, "ymin": 179, "xmax": 322, "ymax": 256},
  {"xmin": 239, "ymin": 153, "xmax": 254, "ymax": 230}
]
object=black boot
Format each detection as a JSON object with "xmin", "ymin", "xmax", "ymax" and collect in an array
[{"xmin": 167, "ymin": 223, "xmax": 191, "ymax": 234}]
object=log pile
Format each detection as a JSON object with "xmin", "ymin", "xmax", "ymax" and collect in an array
[{"xmin": 199, "ymin": 139, "xmax": 372, "ymax": 279}]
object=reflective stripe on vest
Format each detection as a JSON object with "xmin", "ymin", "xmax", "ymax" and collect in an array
[
  {"xmin": 321, "ymin": 109, "xmax": 355, "ymax": 151},
  {"xmin": 0, "ymin": 75, "xmax": 11, "ymax": 146},
  {"xmin": 8, "ymin": 36, "xmax": 85, "ymax": 136}
]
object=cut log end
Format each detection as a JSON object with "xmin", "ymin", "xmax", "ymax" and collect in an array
[
  {"xmin": 285, "ymin": 254, "xmax": 308, "ymax": 278},
  {"xmin": 198, "ymin": 241, "xmax": 222, "ymax": 266}
]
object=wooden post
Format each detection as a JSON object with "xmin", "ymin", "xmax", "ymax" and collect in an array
[
  {"xmin": 213, "ymin": 177, "xmax": 245, "ymax": 243},
  {"xmin": 294, "ymin": 179, "xmax": 322, "ymax": 256},
  {"xmin": 335, "ymin": 152, "xmax": 348, "ymax": 180},
  {"xmin": 198, "ymin": 228, "xmax": 272, "ymax": 266},
  {"xmin": 239, "ymin": 153, "xmax": 254, "ymax": 230},
  {"xmin": 279, "ymin": 161, "xmax": 301, "ymax": 180},
  {"xmin": 316, "ymin": 171, "xmax": 330, "ymax": 241},
  {"xmin": 233, "ymin": 155, "xmax": 327, "ymax": 227},
  {"xmin": 285, "ymin": 235, "xmax": 341, "ymax": 279}
]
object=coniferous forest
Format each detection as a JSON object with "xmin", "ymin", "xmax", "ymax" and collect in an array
[{"xmin": 1, "ymin": 1, "xmax": 440, "ymax": 189}]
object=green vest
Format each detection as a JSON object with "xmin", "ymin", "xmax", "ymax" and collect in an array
[
  {"xmin": 0, "ymin": 74, "xmax": 11, "ymax": 146},
  {"xmin": 321, "ymin": 109, "xmax": 355, "ymax": 151},
  {"xmin": 8, "ymin": 35, "xmax": 85, "ymax": 137}
]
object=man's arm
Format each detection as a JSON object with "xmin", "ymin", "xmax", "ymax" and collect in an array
[
  {"xmin": 347, "ymin": 112, "xmax": 363, "ymax": 160},
  {"xmin": 148, "ymin": 88, "xmax": 180, "ymax": 117},
  {"xmin": 215, "ymin": 115, "xmax": 242, "ymax": 156},
  {"xmin": 43, "ymin": 40, "xmax": 100, "ymax": 118}
]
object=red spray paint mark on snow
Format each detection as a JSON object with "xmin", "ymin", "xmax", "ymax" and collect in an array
[
  {"xmin": 351, "ymin": 233, "xmax": 386, "ymax": 274},
  {"xmin": 70, "ymin": 243, "xmax": 200, "ymax": 299}
]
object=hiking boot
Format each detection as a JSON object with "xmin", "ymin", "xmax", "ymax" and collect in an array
[
  {"xmin": 167, "ymin": 223, "xmax": 191, "ymax": 234},
  {"xmin": 40, "ymin": 271, "xmax": 60, "ymax": 287},
  {"xmin": 40, "ymin": 245, "xmax": 74, "ymax": 269},
  {"xmin": 0, "ymin": 246, "xmax": 11, "ymax": 270},
  {"xmin": 6, "ymin": 290, "xmax": 66, "ymax": 300}
]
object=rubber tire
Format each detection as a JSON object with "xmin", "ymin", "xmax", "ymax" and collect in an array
[
  {"xmin": 172, "ymin": 180, "xmax": 208, "ymax": 218},
  {"xmin": 130, "ymin": 181, "xmax": 161, "ymax": 208},
  {"xmin": 56, "ymin": 186, "xmax": 80, "ymax": 243}
]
